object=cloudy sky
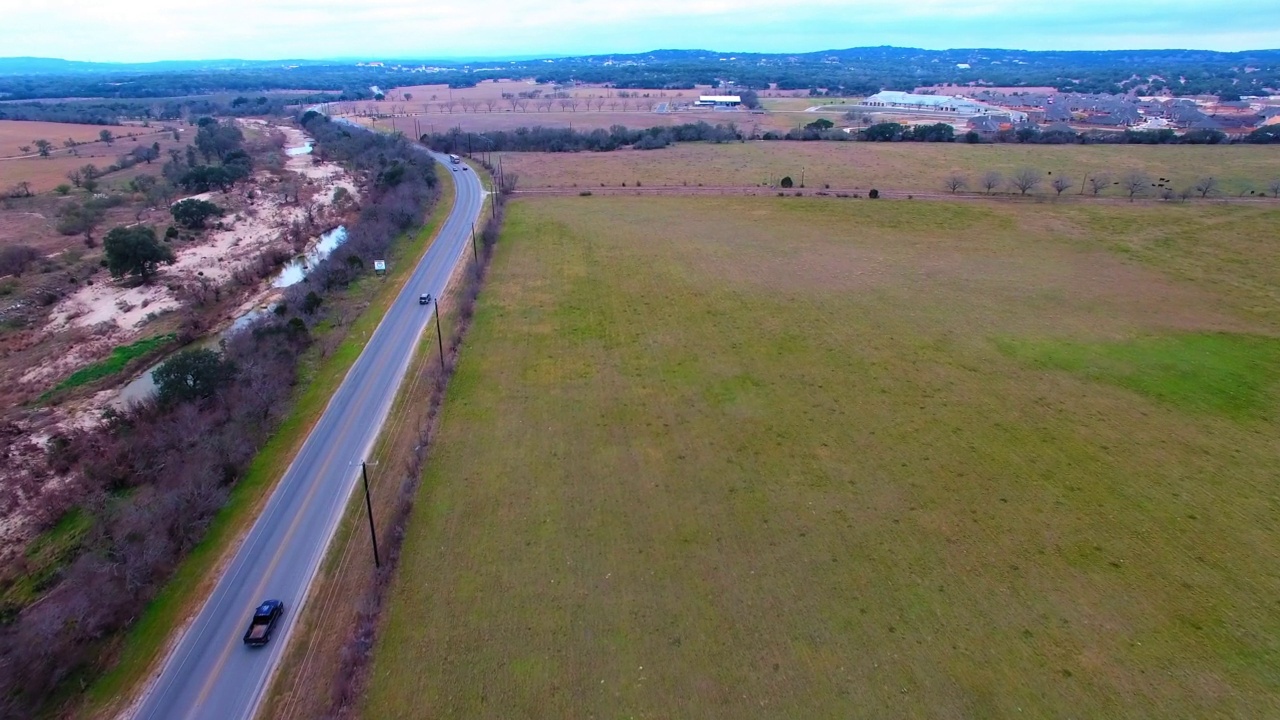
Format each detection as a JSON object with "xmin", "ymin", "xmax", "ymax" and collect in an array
[{"xmin": 5, "ymin": 0, "xmax": 1279, "ymax": 62}]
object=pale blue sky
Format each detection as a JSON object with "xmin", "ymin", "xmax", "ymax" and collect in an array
[{"xmin": 4, "ymin": 0, "xmax": 1279, "ymax": 63}]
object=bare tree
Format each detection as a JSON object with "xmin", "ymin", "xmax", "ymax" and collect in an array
[
  {"xmin": 1009, "ymin": 168, "xmax": 1044, "ymax": 195},
  {"xmin": 1087, "ymin": 174, "xmax": 1110, "ymax": 196},
  {"xmin": 506, "ymin": 94, "xmax": 519, "ymax": 111},
  {"xmin": 1193, "ymin": 176, "xmax": 1218, "ymax": 198},
  {"xmin": 558, "ymin": 98, "xmax": 573, "ymax": 112},
  {"xmin": 1051, "ymin": 175, "xmax": 1073, "ymax": 196},
  {"xmin": 592, "ymin": 97, "xmax": 606, "ymax": 111},
  {"xmin": 1160, "ymin": 187, "xmax": 1176, "ymax": 201},
  {"xmin": 944, "ymin": 174, "xmax": 967, "ymax": 194},
  {"xmin": 607, "ymin": 99, "xmax": 620, "ymax": 112},
  {"xmin": 444, "ymin": 99, "xmax": 457, "ymax": 114},
  {"xmin": 483, "ymin": 98, "xmax": 497, "ymax": 112},
  {"xmin": 516, "ymin": 99, "xmax": 529, "ymax": 112},
  {"xmin": 1268, "ymin": 178, "xmax": 1280, "ymax": 198},
  {"xmin": 539, "ymin": 99, "xmax": 554, "ymax": 113},
  {"xmin": 1177, "ymin": 186, "xmax": 1194, "ymax": 201},
  {"xmin": 460, "ymin": 99, "xmax": 477, "ymax": 113},
  {"xmin": 980, "ymin": 171, "xmax": 1002, "ymax": 195},
  {"xmin": 1119, "ymin": 171, "xmax": 1151, "ymax": 201}
]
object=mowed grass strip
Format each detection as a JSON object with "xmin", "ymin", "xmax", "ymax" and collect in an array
[
  {"xmin": 365, "ymin": 196, "xmax": 1280, "ymax": 719},
  {"xmin": 499, "ymin": 141, "xmax": 1280, "ymax": 196},
  {"xmin": 39, "ymin": 332, "xmax": 176, "ymax": 401}
]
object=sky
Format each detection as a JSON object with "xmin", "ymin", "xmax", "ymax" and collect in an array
[{"xmin": 4, "ymin": 0, "xmax": 1280, "ymax": 63}]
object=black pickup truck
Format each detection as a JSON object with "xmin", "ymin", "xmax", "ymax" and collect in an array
[{"xmin": 243, "ymin": 599, "xmax": 284, "ymax": 647}]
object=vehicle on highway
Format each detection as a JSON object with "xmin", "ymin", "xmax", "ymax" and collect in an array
[
  {"xmin": 462, "ymin": 166, "xmax": 469, "ymax": 171},
  {"xmin": 449, "ymin": 153, "xmax": 461, "ymax": 164},
  {"xmin": 419, "ymin": 293, "xmax": 432, "ymax": 305},
  {"xmin": 242, "ymin": 600, "xmax": 284, "ymax": 647}
]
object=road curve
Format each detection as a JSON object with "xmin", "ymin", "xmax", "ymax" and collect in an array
[{"xmin": 131, "ymin": 150, "xmax": 485, "ymax": 720}]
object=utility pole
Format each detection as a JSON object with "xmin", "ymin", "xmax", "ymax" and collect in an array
[
  {"xmin": 361, "ymin": 461, "xmax": 381, "ymax": 569},
  {"xmin": 471, "ymin": 227, "xmax": 478, "ymax": 263},
  {"xmin": 433, "ymin": 298, "xmax": 445, "ymax": 370}
]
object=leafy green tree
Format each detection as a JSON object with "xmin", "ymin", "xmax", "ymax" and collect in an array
[
  {"xmin": 171, "ymin": 198, "xmax": 223, "ymax": 229},
  {"xmin": 194, "ymin": 121, "xmax": 244, "ymax": 161},
  {"xmin": 104, "ymin": 225, "xmax": 175, "ymax": 281},
  {"xmin": 153, "ymin": 348, "xmax": 236, "ymax": 405},
  {"xmin": 1245, "ymin": 126, "xmax": 1280, "ymax": 144},
  {"xmin": 33, "ymin": 139, "xmax": 53, "ymax": 157},
  {"xmin": 805, "ymin": 118, "xmax": 835, "ymax": 131},
  {"xmin": 861, "ymin": 122, "xmax": 903, "ymax": 141},
  {"xmin": 57, "ymin": 201, "xmax": 106, "ymax": 247},
  {"xmin": 98, "ymin": 129, "xmax": 114, "ymax": 145}
]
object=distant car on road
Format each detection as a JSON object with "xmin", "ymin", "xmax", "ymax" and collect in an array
[
  {"xmin": 243, "ymin": 600, "xmax": 284, "ymax": 647},
  {"xmin": 462, "ymin": 166, "xmax": 469, "ymax": 171},
  {"xmin": 419, "ymin": 293, "xmax": 432, "ymax": 305}
]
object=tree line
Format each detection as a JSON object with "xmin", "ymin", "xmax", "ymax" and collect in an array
[
  {"xmin": 4, "ymin": 47, "xmax": 1277, "ymax": 102},
  {"xmin": 422, "ymin": 121, "xmax": 744, "ymax": 154},
  {"xmin": 0, "ymin": 113, "xmax": 440, "ymax": 717},
  {"xmin": 943, "ymin": 169, "xmax": 1280, "ymax": 200}
]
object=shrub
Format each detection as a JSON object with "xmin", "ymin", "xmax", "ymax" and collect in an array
[{"xmin": 869, "ymin": 188, "xmax": 880, "ymax": 199}]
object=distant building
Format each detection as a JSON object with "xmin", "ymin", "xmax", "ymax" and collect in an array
[
  {"xmin": 695, "ymin": 95, "xmax": 741, "ymax": 107},
  {"xmin": 863, "ymin": 91, "xmax": 984, "ymax": 114},
  {"xmin": 861, "ymin": 91, "xmax": 1026, "ymax": 121}
]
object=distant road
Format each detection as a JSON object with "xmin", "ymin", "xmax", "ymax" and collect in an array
[{"xmin": 131, "ymin": 152, "xmax": 485, "ymax": 720}]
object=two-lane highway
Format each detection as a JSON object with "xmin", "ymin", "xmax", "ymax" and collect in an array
[{"xmin": 132, "ymin": 152, "xmax": 485, "ymax": 720}]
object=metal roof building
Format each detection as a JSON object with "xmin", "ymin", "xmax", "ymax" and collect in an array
[
  {"xmin": 695, "ymin": 95, "xmax": 742, "ymax": 106},
  {"xmin": 862, "ymin": 91, "xmax": 985, "ymax": 114}
]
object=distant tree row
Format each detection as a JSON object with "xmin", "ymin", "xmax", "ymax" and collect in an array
[
  {"xmin": 944, "ymin": 169, "xmax": 1280, "ymax": 200},
  {"xmin": 421, "ymin": 121, "xmax": 743, "ymax": 154},
  {"xmin": 4, "ymin": 47, "xmax": 1277, "ymax": 102}
]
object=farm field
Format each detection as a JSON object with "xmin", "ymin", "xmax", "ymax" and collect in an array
[
  {"xmin": 0, "ymin": 120, "xmax": 138, "ymax": 157},
  {"xmin": 364, "ymin": 195, "xmax": 1280, "ymax": 718},
  {"xmin": 498, "ymin": 141, "xmax": 1280, "ymax": 197},
  {"xmin": 0, "ymin": 120, "xmax": 182, "ymax": 192},
  {"xmin": 347, "ymin": 107, "xmax": 824, "ymax": 137}
]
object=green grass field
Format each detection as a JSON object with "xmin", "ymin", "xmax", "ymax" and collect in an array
[
  {"xmin": 364, "ymin": 196, "xmax": 1280, "ymax": 718},
  {"xmin": 499, "ymin": 142, "xmax": 1280, "ymax": 197},
  {"xmin": 39, "ymin": 333, "xmax": 176, "ymax": 402}
]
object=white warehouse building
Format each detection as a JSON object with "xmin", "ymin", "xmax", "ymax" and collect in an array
[
  {"xmin": 695, "ymin": 95, "xmax": 742, "ymax": 107},
  {"xmin": 861, "ymin": 91, "xmax": 1025, "ymax": 121}
]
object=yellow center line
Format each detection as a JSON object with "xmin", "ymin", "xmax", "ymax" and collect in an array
[
  {"xmin": 185, "ymin": 170, "xmax": 473, "ymax": 718},
  {"xmin": 188, "ymin": 420, "xmax": 355, "ymax": 713}
]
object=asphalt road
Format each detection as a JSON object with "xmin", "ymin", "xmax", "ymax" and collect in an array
[{"xmin": 132, "ymin": 152, "xmax": 485, "ymax": 720}]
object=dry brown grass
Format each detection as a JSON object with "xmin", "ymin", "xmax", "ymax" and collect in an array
[
  {"xmin": 0, "ymin": 121, "xmax": 139, "ymax": 157},
  {"xmin": 0, "ymin": 124, "xmax": 183, "ymax": 192},
  {"xmin": 348, "ymin": 108, "xmax": 809, "ymax": 137},
  {"xmin": 498, "ymin": 141, "xmax": 1280, "ymax": 196},
  {"xmin": 362, "ymin": 195, "xmax": 1280, "ymax": 719}
]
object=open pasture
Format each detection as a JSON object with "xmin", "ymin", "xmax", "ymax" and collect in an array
[
  {"xmin": 498, "ymin": 141, "xmax": 1280, "ymax": 196},
  {"xmin": 364, "ymin": 195, "xmax": 1280, "ymax": 719},
  {"xmin": 0, "ymin": 121, "xmax": 181, "ymax": 192}
]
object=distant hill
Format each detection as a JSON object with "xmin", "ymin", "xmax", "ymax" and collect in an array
[
  {"xmin": 0, "ymin": 57, "xmax": 338, "ymax": 76},
  {"xmin": 0, "ymin": 46, "xmax": 1277, "ymax": 100}
]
